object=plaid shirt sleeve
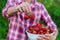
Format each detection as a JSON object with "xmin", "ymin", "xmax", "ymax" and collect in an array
[
  {"xmin": 40, "ymin": 4, "xmax": 58, "ymax": 33},
  {"xmin": 2, "ymin": 0, "xmax": 15, "ymax": 18}
]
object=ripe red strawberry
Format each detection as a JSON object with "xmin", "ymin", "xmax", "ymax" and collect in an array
[
  {"xmin": 41, "ymin": 28, "xmax": 47, "ymax": 31},
  {"xmin": 49, "ymin": 29, "xmax": 53, "ymax": 34},
  {"xmin": 48, "ymin": 27, "xmax": 53, "ymax": 34},
  {"xmin": 33, "ymin": 26, "xmax": 40, "ymax": 31},
  {"xmin": 27, "ymin": 29, "xmax": 32, "ymax": 33},
  {"xmin": 29, "ymin": 14, "xmax": 35, "ymax": 20},
  {"xmin": 32, "ymin": 30, "xmax": 37, "ymax": 34},
  {"xmin": 40, "ymin": 28, "xmax": 48, "ymax": 34},
  {"xmin": 28, "ymin": 26, "xmax": 33, "ymax": 30},
  {"xmin": 24, "ymin": 13, "xmax": 29, "ymax": 20},
  {"xmin": 41, "ymin": 24, "xmax": 45, "ymax": 28},
  {"xmin": 27, "ymin": 27, "xmax": 33, "ymax": 33},
  {"xmin": 36, "ymin": 23, "xmax": 42, "ymax": 27},
  {"xmin": 27, "ymin": 24, "xmax": 54, "ymax": 34},
  {"xmin": 38, "ymin": 30, "xmax": 44, "ymax": 34}
]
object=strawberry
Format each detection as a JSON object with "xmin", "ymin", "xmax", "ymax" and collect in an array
[
  {"xmin": 33, "ymin": 26, "xmax": 40, "ymax": 31},
  {"xmin": 41, "ymin": 24, "xmax": 45, "ymax": 28},
  {"xmin": 28, "ymin": 26, "xmax": 33, "ymax": 30},
  {"xmin": 49, "ymin": 29, "xmax": 53, "ymax": 34},
  {"xmin": 29, "ymin": 14, "xmax": 35, "ymax": 20},
  {"xmin": 40, "ymin": 28, "xmax": 48, "ymax": 34},
  {"xmin": 27, "ymin": 29, "xmax": 32, "ymax": 33},
  {"xmin": 41, "ymin": 28, "xmax": 47, "ymax": 32},
  {"xmin": 27, "ymin": 28, "xmax": 33, "ymax": 33},
  {"xmin": 27, "ymin": 24, "xmax": 54, "ymax": 34},
  {"xmin": 48, "ymin": 27, "xmax": 53, "ymax": 34},
  {"xmin": 24, "ymin": 13, "xmax": 29, "ymax": 20},
  {"xmin": 38, "ymin": 30, "xmax": 44, "ymax": 34},
  {"xmin": 36, "ymin": 23, "xmax": 42, "ymax": 28},
  {"xmin": 32, "ymin": 30, "xmax": 37, "ymax": 34}
]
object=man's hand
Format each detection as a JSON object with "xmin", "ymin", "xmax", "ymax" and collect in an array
[
  {"xmin": 17, "ymin": 2, "xmax": 31, "ymax": 13},
  {"xmin": 7, "ymin": 2, "xmax": 32, "ymax": 16},
  {"xmin": 37, "ymin": 31, "xmax": 58, "ymax": 40},
  {"xmin": 37, "ymin": 36, "xmax": 46, "ymax": 40}
]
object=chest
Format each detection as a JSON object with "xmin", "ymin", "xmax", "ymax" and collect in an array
[
  {"xmin": 20, "ymin": 5, "xmax": 41, "ymax": 21},
  {"xmin": 13, "ymin": 1, "xmax": 42, "ymax": 21}
]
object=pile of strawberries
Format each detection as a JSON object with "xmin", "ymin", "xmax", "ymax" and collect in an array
[
  {"xmin": 24, "ymin": 13, "xmax": 53, "ymax": 34},
  {"xmin": 24, "ymin": 13, "xmax": 35, "ymax": 20},
  {"xmin": 27, "ymin": 23, "xmax": 54, "ymax": 34}
]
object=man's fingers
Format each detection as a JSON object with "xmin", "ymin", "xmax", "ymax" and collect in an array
[
  {"xmin": 37, "ymin": 37, "xmax": 41, "ymax": 40},
  {"xmin": 22, "ymin": 6, "xmax": 26, "ymax": 12},
  {"xmin": 28, "ymin": 7, "xmax": 32, "ymax": 13},
  {"xmin": 38, "ymin": 33, "xmax": 57, "ymax": 40},
  {"xmin": 24, "ymin": 3, "xmax": 32, "ymax": 13},
  {"xmin": 38, "ymin": 35, "xmax": 51, "ymax": 40},
  {"xmin": 37, "ymin": 37, "xmax": 46, "ymax": 40},
  {"xmin": 18, "ymin": 3, "xmax": 24, "ymax": 12},
  {"xmin": 45, "ymin": 34, "xmax": 55, "ymax": 40},
  {"xmin": 44, "ymin": 36, "xmax": 51, "ymax": 40},
  {"xmin": 45, "ymin": 34, "xmax": 52, "ymax": 37},
  {"xmin": 26, "ymin": 4, "xmax": 32, "ymax": 13},
  {"xmin": 19, "ymin": 7, "xmax": 23, "ymax": 12},
  {"xmin": 18, "ymin": 2, "xmax": 32, "ymax": 13},
  {"xmin": 24, "ymin": 5, "xmax": 30, "ymax": 13},
  {"xmin": 26, "ymin": 6, "xmax": 32, "ymax": 13}
]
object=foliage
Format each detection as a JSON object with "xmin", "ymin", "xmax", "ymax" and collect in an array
[{"xmin": 0, "ymin": 0, "xmax": 60, "ymax": 40}]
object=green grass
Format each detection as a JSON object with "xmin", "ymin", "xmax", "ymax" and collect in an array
[
  {"xmin": 0, "ymin": 39, "xmax": 6, "ymax": 40},
  {"xmin": 56, "ymin": 30, "xmax": 60, "ymax": 40}
]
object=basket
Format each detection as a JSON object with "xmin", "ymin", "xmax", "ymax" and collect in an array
[{"xmin": 26, "ymin": 31, "xmax": 55, "ymax": 40}]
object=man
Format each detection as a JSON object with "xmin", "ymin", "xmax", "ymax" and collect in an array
[{"xmin": 2, "ymin": 0, "xmax": 58, "ymax": 40}]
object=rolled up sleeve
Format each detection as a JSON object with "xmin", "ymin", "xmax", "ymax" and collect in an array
[
  {"xmin": 40, "ymin": 4, "xmax": 58, "ymax": 33},
  {"xmin": 2, "ymin": 0, "xmax": 14, "ymax": 18}
]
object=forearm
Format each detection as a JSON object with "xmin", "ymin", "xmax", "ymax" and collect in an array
[{"xmin": 7, "ymin": 6, "xmax": 18, "ymax": 16}]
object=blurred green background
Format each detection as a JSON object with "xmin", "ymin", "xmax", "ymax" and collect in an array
[{"xmin": 0, "ymin": 0, "xmax": 60, "ymax": 40}]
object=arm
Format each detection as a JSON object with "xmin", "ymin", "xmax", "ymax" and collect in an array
[
  {"xmin": 7, "ymin": 6, "xmax": 19, "ymax": 16},
  {"xmin": 40, "ymin": 4, "xmax": 58, "ymax": 33},
  {"xmin": 2, "ymin": 0, "xmax": 22, "ymax": 18},
  {"xmin": 2, "ymin": 0, "xmax": 31, "ymax": 18},
  {"xmin": 2, "ymin": 0, "xmax": 17, "ymax": 18}
]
